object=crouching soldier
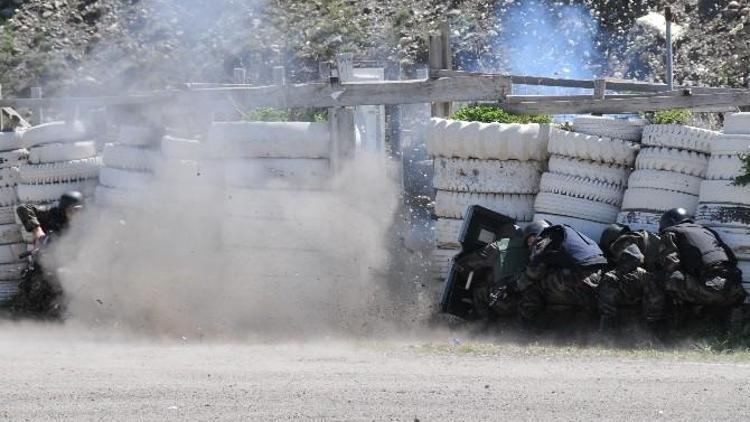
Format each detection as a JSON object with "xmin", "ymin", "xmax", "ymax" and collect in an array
[
  {"xmin": 597, "ymin": 224, "xmax": 665, "ymax": 332},
  {"xmin": 517, "ymin": 221, "xmax": 608, "ymax": 329},
  {"xmin": 658, "ymin": 208, "xmax": 746, "ymax": 326}
]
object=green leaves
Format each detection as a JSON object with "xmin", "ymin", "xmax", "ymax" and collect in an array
[
  {"xmin": 451, "ymin": 105, "xmax": 552, "ymax": 124},
  {"xmin": 648, "ymin": 109, "xmax": 693, "ymax": 125}
]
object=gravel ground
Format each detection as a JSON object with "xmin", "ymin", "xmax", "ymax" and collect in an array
[{"xmin": 1, "ymin": 325, "xmax": 750, "ymax": 421}]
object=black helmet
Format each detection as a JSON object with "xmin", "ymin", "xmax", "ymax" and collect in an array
[
  {"xmin": 523, "ymin": 220, "xmax": 551, "ymax": 242},
  {"xmin": 59, "ymin": 191, "xmax": 84, "ymax": 210},
  {"xmin": 599, "ymin": 223, "xmax": 630, "ymax": 256},
  {"xmin": 659, "ymin": 208, "xmax": 692, "ymax": 231}
]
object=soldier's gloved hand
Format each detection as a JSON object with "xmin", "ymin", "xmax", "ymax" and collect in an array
[{"xmin": 32, "ymin": 226, "xmax": 46, "ymax": 247}]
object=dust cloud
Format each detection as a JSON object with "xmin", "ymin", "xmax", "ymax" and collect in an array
[{"xmin": 48, "ymin": 142, "xmax": 406, "ymax": 339}]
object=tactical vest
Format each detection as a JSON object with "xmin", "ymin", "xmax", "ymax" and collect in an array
[
  {"xmin": 663, "ymin": 223, "xmax": 731, "ymax": 275},
  {"xmin": 534, "ymin": 225, "xmax": 608, "ymax": 269}
]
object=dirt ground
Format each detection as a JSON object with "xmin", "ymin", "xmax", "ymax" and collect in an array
[{"xmin": 1, "ymin": 324, "xmax": 750, "ymax": 421}]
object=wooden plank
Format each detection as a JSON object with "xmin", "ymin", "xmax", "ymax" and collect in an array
[
  {"xmin": 432, "ymin": 70, "xmax": 747, "ymax": 94},
  {"xmin": 500, "ymin": 91, "xmax": 750, "ymax": 114}
]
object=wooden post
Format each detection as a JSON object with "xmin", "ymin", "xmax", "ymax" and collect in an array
[
  {"xmin": 272, "ymin": 66, "xmax": 286, "ymax": 86},
  {"xmin": 318, "ymin": 61, "xmax": 331, "ymax": 81},
  {"xmin": 328, "ymin": 107, "xmax": 356, "ymax": 173},
  {"xmin": 233, "ymin": 67, "xmax": 246, "ymax": 84},
  {"xmin": 30, "ymin": 86, "xmax": 43, "ymax": 125},
  {"xmin": 594, "ymin": 79, "xmax": 607, "ymax": 100},
  {"xmin": 336, "ymin": 53, "xmax": 354, "ymax": 82}
]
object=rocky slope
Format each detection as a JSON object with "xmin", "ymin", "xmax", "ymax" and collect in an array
[{"xmin": 0, "ymin": 0, "xmax": 747, "ymax": 97}]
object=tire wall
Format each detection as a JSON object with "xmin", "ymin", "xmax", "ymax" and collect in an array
[
  {"xmin": 693, "ymin": 114, "xmax": 750, "ymax": 299},
  {"xmin": 427, "ymin": 118, "xmax": 550, "ymax": 280},
  {"xmin": 616, "ymin": 124, "xmax": 713, "ymax": 233},
  {"xmin": 534, "ymin": 117, "xmax": 643, "ymax": 241}
]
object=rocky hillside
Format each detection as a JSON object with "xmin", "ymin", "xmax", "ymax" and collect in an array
[{"xmin": 0, "ymin": 0, "xmax": 747, "ymax": 97}]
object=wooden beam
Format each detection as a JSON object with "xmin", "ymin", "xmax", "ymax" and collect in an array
[
  {"xmin": 432, "ymin": 70, "xmax": 746, "ymax": 94},
  {"xmin": 500, "ymin": 91, "xmax": 750, "ymax": 114}
]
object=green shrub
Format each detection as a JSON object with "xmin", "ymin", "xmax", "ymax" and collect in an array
[
  {"xmin": 733, "ymin": 154, "xmax": 750, "ymax": 186},
  {"xmin": 648, "ymin": 108, "xmax": 693, "ymax": 125},
  {"xmin": 451, "ymin": 105, "xmax": 552, "ymax": 124},
  {"xmin": 246, "ymin": 107, "xmax": 327, "ymax": 122}
]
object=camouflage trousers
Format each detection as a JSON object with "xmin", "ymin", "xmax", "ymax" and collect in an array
[
  {"xmin": 598, "ymin": 268, "xmax": 664, "ymax": 322},
  {"xmin": 518, "ymin": 267, "xmax": 602, "ymax": 321},
  {"xmin": 663, "ymin": 265, "xmax": 747, "ymax": 307}
]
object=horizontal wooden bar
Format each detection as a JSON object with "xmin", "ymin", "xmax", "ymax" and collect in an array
[{"xmin": 499, "ymin": 91, "xmax": 750, "ymax": 114}]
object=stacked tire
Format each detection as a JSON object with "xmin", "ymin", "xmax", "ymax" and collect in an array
[
  {"xmin": 0, "ymin": 130, "xmax": 26, "ymax": 306},
  {"xmin": 426, "ymin": 118, "xmax": 550, "ymax": 280},
  {"xmin": 17, "ymin": 121, "xmax": 100, "ymax": 207},
  {"xmin": 695, "ymin": 113, "xmax": 750, "ymax": 298},
  {"xmin": 534, "ymin": 116, "xmax": 642, "ymax": 241},
  {"xmin": 96, "ymin": 126, "xmax": 160, "ymax": 209},
  {"xmin": 617, "ymin": 124, "xmax": 716, "ymax": 232}
]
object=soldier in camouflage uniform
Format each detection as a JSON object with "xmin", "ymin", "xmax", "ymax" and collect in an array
[
  {"xmin": 657, "ymin": 208, "xmax": 746, "ymax": 310},
  {"xmin": 597, "ymin": 224, "xmax": 665, "ymax": 331},
  {"xmin": 516, "ymin": 221, "xmax": 608, "ymax": 326}
]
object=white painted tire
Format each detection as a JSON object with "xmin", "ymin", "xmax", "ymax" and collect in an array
[
  {"xmin": 641, "ymin": 124, "xmax": 719, "ymax": 154},
  {"xmin": 710, "ymin": 227, "xmax": 750, "ymax": 259},
  {"xmin": 547, "ymin": 128, "xmax": 639, "ymax": 165},
  {"xmin": 425, "ymin": 118, "xmax": 550, "ymax": 161},
  {"xmin": 739, "ymin": 260, "xmax": 750, "ymax": 284},
  {"xmin": 28, "ymin": 141, "xmax": 96, "ymax": 164},
  {"xmin": 533, "ymin": 192, "xmax": 619, "ymax": 223},
  {"xmin": 99, "ymin": 167, "xmax": 153, "ymax": 190},
  {"xmin": 433, "ymin": 158, "xmax": 542, "ymax": 193},
  {"xmin": 706, "ymin": 155, "xmax": 745, "ymax": 180},
  {"xmin": 102, "ymin": 144, "xmax": 158, "ymax": 172},
  {"xmin": 621, "ymin": 187, "xmax": 699, "ymax": 213},
  {"xmin": 162, "ymin": 136, "xmax": 202, "ymax": 160},
  {"xmin": 435, "ymin": 218, "xmax": 463, "ymax": 247},
  {"xmin": 0, "ymin": 243, "xmax": 26, "ymax": 264},
  {"xmin": 0, "ymin": 187, "xmax": 16, "ymax": 207},
  {"xmin": 155, "ymin": 159, "xmax": 222, "ymax": 185},
  {"xmin": 19, "ymin": 157, "xmax": 102, "ymax": 184},
  {"xmin": 16, "ymin": 180, "xmax": 97, "ymax": 204},
  {"xmin": 116, "ymin": 126, "xmax": 159, "ymax": 147},
  {"xmin": 0, "ymin": 224, "xmax": 20, "ymax": 245},
  {"xmin": 0, "ymin": 206, "xmax": 15, "ymax": 225},
  {"xmin": 0, "ymin": 280, "xmax": 20, "ymax": 303},
  {"xmin": 533, "ymin": 213, "xmax": 610, "ymax": 242},
  {"xmin": 572, "ymin": 116, "xmax": 647, "ymax": 141},
  {"xmin": 434, "ymin": 191, "xmax": 535, "ymax": 220},
  {"xmin": 699, "ymin": 180, "xmax": 750, "ymax": 206},
  {"xmin": 723, "ymin": 112, "xmax": 750, "ymax": 135},
  {"xmin": 0, "ymin": 149, "xmax": 29, "ymax": 168},
  {"xmin": 0, "ymin": 167, "xmax": 20, "ymax": 187},
  {"xmin": 432, "ymin": 247, "xmax": 459, "ymax": 280},
  {"xmin": 539, "ymin": 172, "xmax": 624, "ymax": 206},
  {"xmin": 0, "ymin": 131, "xmax": 24, "ymax": 152},
  {"xmin": 695, "ymin": 203, "xmax": 750, "ymax": 228},
  {"xmin": 616, "ymin": 211, "xmax": 662, "ymax": 233},
  {"xmin": 224, "ymin": 158, "xmax": 331, "ymax": 190},
  {"xmin": 710, "ymin": 135, "xmax": 750, "ymax": 155},
  {"xmin": 0, "ymin": 263, "xmax": 24, "ymax": 281},
  {"xmin": 547, "ymin": 155, "xmax": 630, "ymax": 186},
  {"xmin": 209, "ymin": 122, "xmax": 330, "ymax": 159},
  {"xmin": 627, "ymin": 170, "xmax": 702, "ymax": 195},
  {"xmin": 635, "ymin": 147, "xmax": 709, "ymax": 177},
  {"xmin": 20, "ymin": 121, "xmax": 86, "ymax": 147}
]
